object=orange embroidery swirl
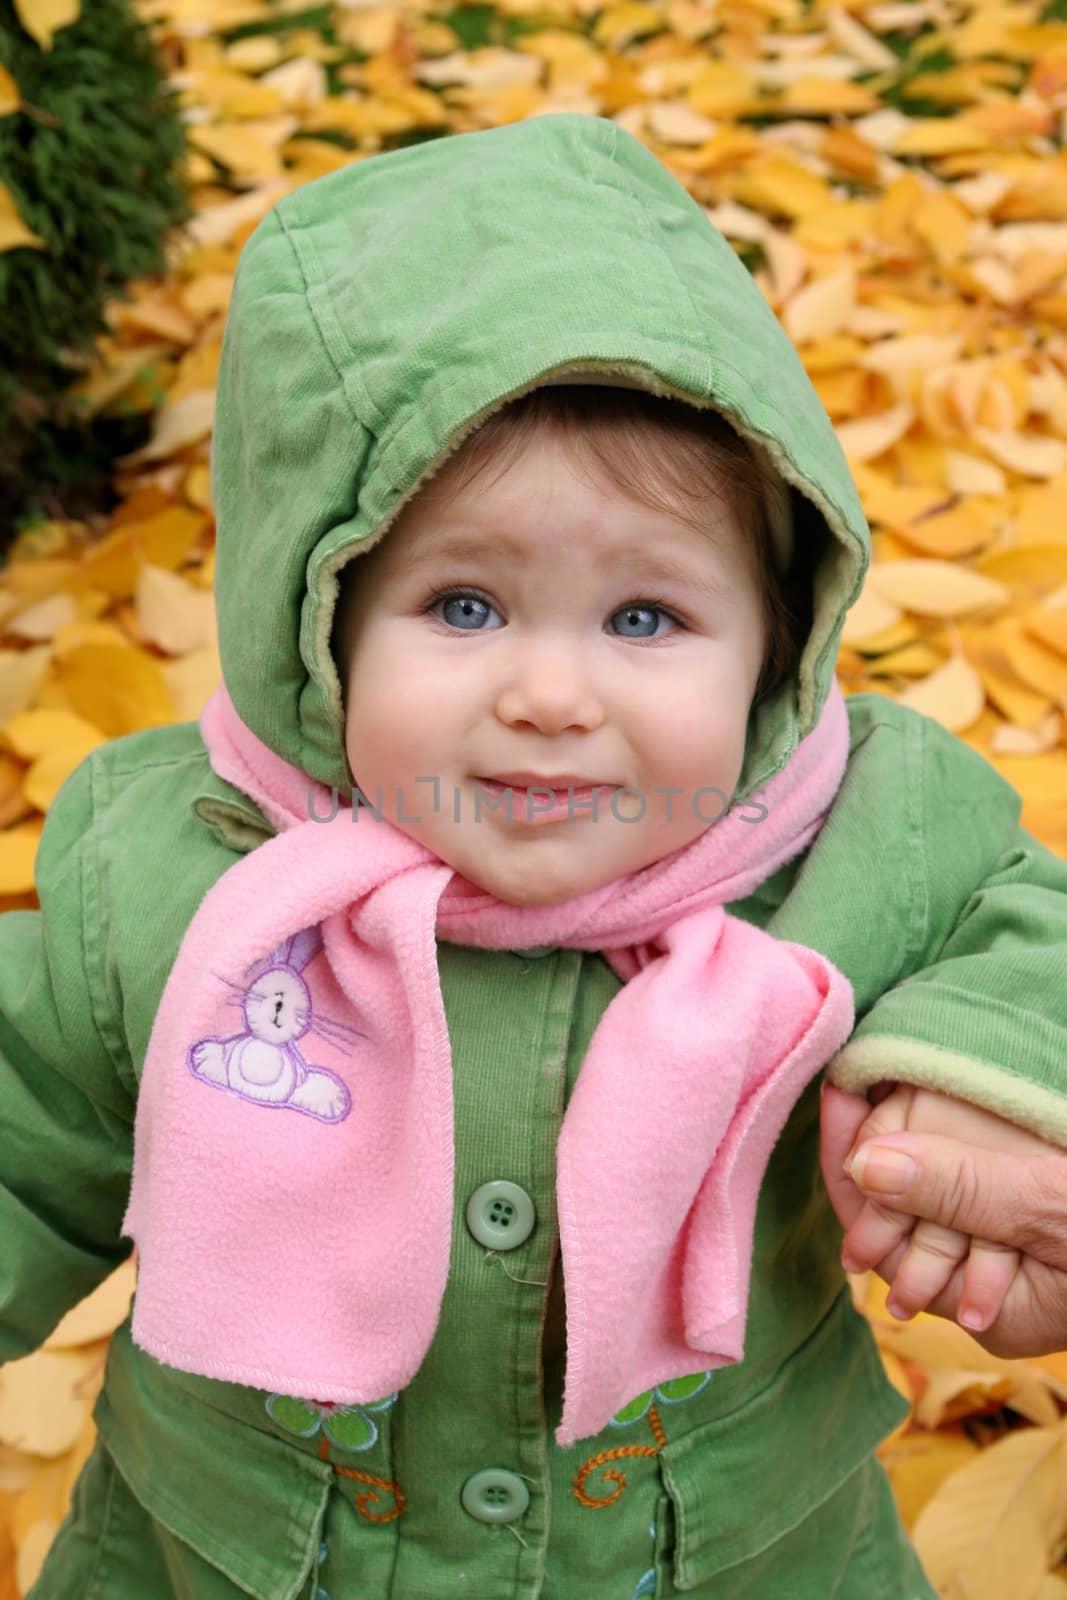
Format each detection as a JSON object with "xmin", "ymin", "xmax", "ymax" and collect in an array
[
  {"xmin": 334, "ymin": 1463, "xmax": 407, "ymax": 1523},
  {"xmin": 572, "ymin": 1445, "xmax": 659, "ymax": 1507},
  {"xmin": 316, "ymin": 1433, "xmax": 406, "ymax": 1521},
  {"xmin": 571, "ymin": 1402, "xmax": 666, "ymax": 1507}
]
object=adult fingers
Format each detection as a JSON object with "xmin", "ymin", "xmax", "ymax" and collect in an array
[{"xmin": 849, "ymin": 1133, "xmax": 1067, "ymax": 1271}]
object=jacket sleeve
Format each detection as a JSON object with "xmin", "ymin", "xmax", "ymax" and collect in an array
[
  {"xmin": 0, "ymin": 749, "xmax": 135, "ymax": 1365},
  {"xmin": 825, "ymin": 713, "xmax": 1067, "ymax": 1150}
]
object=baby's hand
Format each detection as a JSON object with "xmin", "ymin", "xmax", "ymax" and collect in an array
[{"xmin": 824, "ymin": 1082, "xmax": 1052, "ymax": 1330}]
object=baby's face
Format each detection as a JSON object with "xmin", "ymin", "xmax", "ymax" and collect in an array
[{"xmin": 338, "ymin": 431, "xmax": 767, "ymax": 907}]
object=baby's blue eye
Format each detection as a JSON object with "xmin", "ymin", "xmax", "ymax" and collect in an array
[
  {"xmin": 438, "ymin": 594, "xmax": 499, "ymax": 630},
  {"xmin": 610, "ymin": 604, "xmax": 671, "ymax": 639}
]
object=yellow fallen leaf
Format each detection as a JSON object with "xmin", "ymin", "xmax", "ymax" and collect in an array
[
  {"xmin": 78, "ymin": 506, "xmax": 208, "ymax": 598},
  {"xmin": 870, "ymin": 558, "xmax": 1010, "ymax": 617},
  {"xmin": 224, "ymin": 35, "xmax": 284, "ymax": 72},
  {"xmin": 134, "ymin": 565, "xmax": 217, "ymax": 655},
  {"xmin": 991, "ymin": 710, "xmax": 1061, "ymax": 754},
  {"xmin": 0, "ymin": 182, "xmax": 44, "ymax": 253},
  {"xmin": 945, "ymin": 451, "xmax": 1008, "ymax": 496},
  {"xmin": 880, "ymin": 1427, "xmax": 982, "ymax": 1535},
  {"xmin": 783, "ymin": 267, "xmax": 857, "ymax": 344},
  {"xmin": 835, "ymin": 402, "xmax": 915, "ymax": 462},
  {"xmin": 974, "ymin": 545, "xmax": 1067, "ymax": 593},
  {"xmin": 5, "ymin": 592, "xmax": 78, "ymax": 643},
  {"xmin": 0, "ymin": 64, "xmax": 20, "ymax": 116},
  {"xmin": 973, "ymin": 426, "xmax": 1067, "ymax": 478},
  {"xmin": 914, "ymin": 1368, "xmax": 1015, "ymax": 1430},
  {"xmin": 861, "ymin": 334, "xmax": 966, "ymax": 397},
  {"xmin": 964, "ymin": 632, "xmax": 1052, "ymax": 728},
  {"xmin": 912, "ymin": 1420, "xmax": 1067, "ymax": 1600},
  {"xmin": 0, "ymin": 821, "xmax": 42, "ymax": 894},
  {"xmin": 117, "ymin": 390, "xmax": 215, "ymax": 466},
  {"xmin": 180, "ymin": 181, "xmax": 290, "ymax": 253},
  {"xmin": 11, "ymin": 0, "xmax": 79, "ymax": 52},
  {"xmin": 892, "ymin": 116, "xmax": 993, "ymax": 156},
  {"xmin": 53, "ymin": 645, "xmax": 177, "ymax": 737},
  {"xmin": 866, "ymin": 641, "xmax": 946, "ymax": 677},
  {"xmin": 684, "ymin": 58, "xmax": 758, "ymax": 117},
  {"xmin": 0, "ymin": 648, "xmax": 51, "ymax": 725},
  {"xmin": 190, "ymin": 550, "xmax": 216, "ymax": 595},
  {"xmin": 182, "ymin": 65, "xmax": 285, "ymax": 118},
  {"xmin": 840, "ymin": 577, "xmax": 903, "ymax": 643},
  {"xmin": 23, "ymin": 734, "xmax": 105, "ymax": 812},
  {"xmin": 0, "ymin": 751, "xmax": 29, "ymax": 829},
  {"xmin": 188, "ymin": 122, "xmax": 287, "ymax": 179},
  {"xmin": 51, "ymin": 620, "xmax": 131, "ymax": 656},
  {"xmin": 161, "ymin": 640, "xmax": 223, "ymax": 721},
  {"xmin": 15, "ymin": 1518, "xmax": 58, "ymax": 1597},
  {"xmin": 894, "ymin": 650, "xmax": 987, "ymax": 731},
  {"xmin": 178, "ymin": 271, "xmax": 233, "ymax": 320},
  {"xmin": 1, "ymin": 709, "xmax": 105, "ymax": 762},
  {"xmin": 44, "ymin": 1262, "xmax": 136, "ymax": 1349},
  {"xmin": 1016, "ymin": 473, "xmax": 1067, "ymax": 545},
  {"xmin": 777, "ymin": 76, "xmax": 880, "ymax": 114},
  {"xmin": 849, "ymin": 617, "xmax": 921, "ymax": 656},
  {"xmin": 851, "ymin": 469, "xmax": 951, "ymax": 528},
  {"xmin": 260, "ymin": 56, "xmax": 327, "ymax": 111},
  {"xmin": 889, "ymin": 504, "xmax": 993, "ymax": 560},
  {"xmin": 729, "ymin": 155, "xmax": 832, "ymax": 219},
  {"xmin": 1025, "ymin": 608, "xmax": 1067, "ymax": 659},
  {"xmin": 113, "ymin": 293, "xmax": 196, "ymax": 345},
  {"xmin": 0, "ymin": 1351, "xmax": 94, "ymax": 1458},
  {"xmin": 998, "ymin": 617, "xmax": 1067, "ymax": 701},
  {"xmin": 646, "ymin": 100, "xmax": 718, "ymax": 144}
]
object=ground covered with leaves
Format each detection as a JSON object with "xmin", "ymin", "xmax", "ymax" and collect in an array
[{"xmin": 3, "ymin": 0, "xmax": 1067, "ymax": 1594}]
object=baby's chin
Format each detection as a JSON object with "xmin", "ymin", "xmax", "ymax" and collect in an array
[{"xmin": 446, "ymin": 858, "xmax": 615, "ymax": 910}]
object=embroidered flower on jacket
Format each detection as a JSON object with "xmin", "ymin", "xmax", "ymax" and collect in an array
[
  {"xmin": 265, "ymin": 1391, "xmax": 399, "ymax": 1451},
  {"xmin": 609, "ymin": 1370, "xmax": 712, "ymax": 1427}
]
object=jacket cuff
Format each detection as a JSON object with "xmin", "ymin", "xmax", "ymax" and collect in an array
[{"xmin": 826, "ymin": 1030, "xmax": 1067, "ymax": 1151}]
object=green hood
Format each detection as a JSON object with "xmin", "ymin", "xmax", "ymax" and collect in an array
[{"xmin": 210, "ymin": 113, "xmax": 870, "ymax": 804}]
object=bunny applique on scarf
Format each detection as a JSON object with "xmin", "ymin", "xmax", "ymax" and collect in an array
[{"xmin": 189, "ymin": 928, "xmax": 361, "ymax": 1125}]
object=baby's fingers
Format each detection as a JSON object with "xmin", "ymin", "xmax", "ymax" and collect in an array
[
  {"xmin": 957, "ymin": 1240, "xmax": 1022, "ymax": 1334},
  {"xmin": 840, "ymin": 1193, "xmax": 917, "ymax": 1274},
  {"xmin": 882, "ymin": 1219, "xmax": 970, "ymax": 1321}
]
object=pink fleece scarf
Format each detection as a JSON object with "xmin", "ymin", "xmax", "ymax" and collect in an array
[{"xmin": 121, "ymin": 680, "xmax": 856, "ymax": 1446}]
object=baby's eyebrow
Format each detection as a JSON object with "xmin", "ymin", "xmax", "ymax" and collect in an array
[{"xmin": 403, "ymin": 532, "xmax": 734, "ymax": 601}]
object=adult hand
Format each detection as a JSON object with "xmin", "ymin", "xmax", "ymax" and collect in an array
[{"xmin": 821, "ymin": 1080, "xmax": 1067, "ymax": 1360}]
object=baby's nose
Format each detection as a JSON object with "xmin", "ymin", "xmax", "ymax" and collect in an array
[{"xmin": 494, "ymin": 641, "xmax": 605, "ymax": 735}]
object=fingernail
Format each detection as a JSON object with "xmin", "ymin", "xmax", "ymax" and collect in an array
[{"xmin": 851, "ymin": 1145, "xmax": 916, "ymax": 1194}]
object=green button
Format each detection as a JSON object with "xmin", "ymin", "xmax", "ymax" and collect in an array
[
  {"xmin": 465, "ymin": 1180, "xmax": 536, "ymax": 1251},
  {"xmin": 513, "ymin": 944, "xmax": 555, "ymax": 959},
  {"xmin": 460, "ymin": 1468, "xmax": 531, "ymax": 1525}
]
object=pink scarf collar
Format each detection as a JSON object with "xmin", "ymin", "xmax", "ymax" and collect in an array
[{"xmin": 122, "ymin": 682, "xmax": 856, "ymax": 1445}]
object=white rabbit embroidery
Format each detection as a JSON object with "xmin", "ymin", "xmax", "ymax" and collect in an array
[{"xmin": 189, "ymin": 928, "xmax": 364, "ymax": 1123}]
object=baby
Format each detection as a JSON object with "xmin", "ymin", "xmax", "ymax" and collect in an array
[
  {"xmin": 10, "ymin": 113, "xmax": 1067, "ymax": 1600},
  {"xmin": 330, "ymin": 376, "xmax": 1054, "ymax": 1343}
]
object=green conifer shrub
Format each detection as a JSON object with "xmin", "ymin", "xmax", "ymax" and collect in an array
[{"xmin": 0, "ymin": 0, "xmax": 192, "ymax": 550}]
